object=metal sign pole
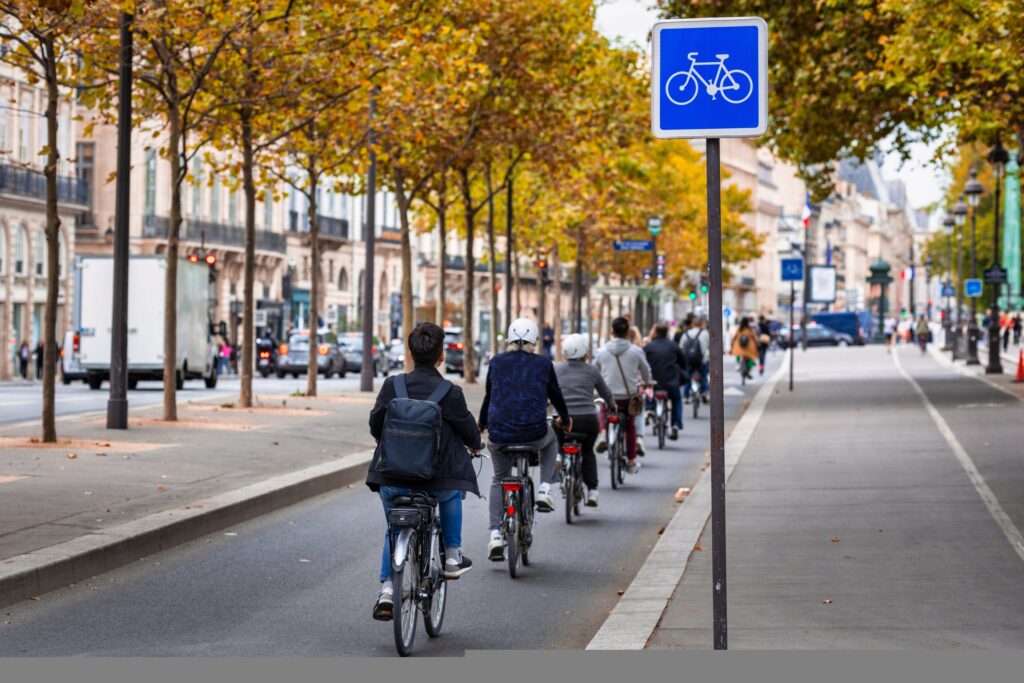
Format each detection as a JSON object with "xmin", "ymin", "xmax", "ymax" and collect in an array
[
  {"xmin": 706, "ymin": 137, "xmax": 727, "ymax": 650},
  {"xmin": 789, "ymin": 280, "xmax": 794, "ymax": 392},
  {"xmin": 360, "ymin": 89, "xmax": 377, "ymax": 392}
]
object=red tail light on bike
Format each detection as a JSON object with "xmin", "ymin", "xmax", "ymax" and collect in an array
[
  {"xmin": 607, "ymin": 415, "xmax": 619, "ymax": 424},
  {"xmin": 506, "ymin": 505, "xmax": 515, "ymax": 516},
  {"xmin": 563, "ymin": 445, "xmax": 580, "ymax": 455},
  {"xmin": 655, "ymin": 392, "xmax": 667, "ymax": 399},
  {"xmin": 259, "ymin": 351, "xmax": 270, "ymax": 359},
  {"xmin": 501, "ymin": 482, "xmax": 521, "ymax": 492}
]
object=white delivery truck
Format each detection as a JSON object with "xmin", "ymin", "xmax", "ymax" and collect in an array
[{"xmin": 78, "ymin": 256, "xmax": 219, "ymax": 390}]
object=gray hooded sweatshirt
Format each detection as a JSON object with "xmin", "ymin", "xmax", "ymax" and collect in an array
[{"xmin": 594, "ymin": 337, "xmax": 652, "ymax": 400}]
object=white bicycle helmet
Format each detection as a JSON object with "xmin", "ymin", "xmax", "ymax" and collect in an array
[
  {"xmin": 507, "ymin": 317, "xmax": 539, "ymax": 346},
  {"xmin": 561, "ymin": 333, "xmax": 588, "ymax": 360}
]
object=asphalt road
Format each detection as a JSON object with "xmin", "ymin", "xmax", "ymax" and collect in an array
[{"xmin": 0, "ymin": 353, "xmax": 780, "ymax": 655}]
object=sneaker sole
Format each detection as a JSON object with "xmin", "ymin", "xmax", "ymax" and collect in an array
[
  {"xmin": 488, "ymin": 547, "xmax": 505, "ymax": 561},
  {"xmin": 372, "ymin": 602, "xmax": 393, "ymax": 621},
  {"xmin": 536, "ymin": 504, "xmax": 555, "ymax": 513},
  {"xmin": 443, "ymin": 566, "xmax": 471, "ymax": 579},
  {"xmin": 585, "ymin": 500, "xmax": 598, "ymax": 507}
]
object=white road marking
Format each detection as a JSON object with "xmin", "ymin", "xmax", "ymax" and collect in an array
[{"xmin": 893, "ymin": 349, "xmax": 1024, "ymax": 564}]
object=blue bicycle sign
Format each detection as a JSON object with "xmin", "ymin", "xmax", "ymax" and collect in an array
[
  {"xmin": 665, "ymin": 52, "xmax": 753, "ymax": 106},
  {"xmin": 652, "ymin": 17, "xmax": 768, "ymax": 139}
]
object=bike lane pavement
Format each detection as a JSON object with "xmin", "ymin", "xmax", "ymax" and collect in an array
[{"xmin": 647, "ymin": 345, "xmax": 1024, "ymax": 649}]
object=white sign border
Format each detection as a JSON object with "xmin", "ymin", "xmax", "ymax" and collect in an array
[{"xmin": 651, "ymin": 16, "xmax": 769, "ymax": 139}]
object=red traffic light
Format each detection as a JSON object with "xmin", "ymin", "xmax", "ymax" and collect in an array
[
  {"xmin": 205, "ymin": 253, "xmax": 217, "ymax": 266},
  {"xmin": 188, "ymin": 253, "xmax": 199, "ymax": 264},
  {"xmin": 536, "ymin": 259, "xmax": 547, "ymax": 269}
]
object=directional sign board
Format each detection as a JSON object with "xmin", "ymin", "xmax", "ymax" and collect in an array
[
  {"xmin": 941, "ymin": 284, "xmax": 956, "ymax": 298},
  {"xmin": 648, "ymin": 216, "xmax": 663, "ymax": 235},
  {"xmin": 613, "ymin": 240, "xmax": 654, "ymax": 252},
  {"xmin": 652, "ymin": 17, "xmax": 768, "ymax": 139},
  {"xmin": 780, "ymin": 257, "xmax": 804, "ymax": 282},
  {"xmin": 984, "ymin": 265, "xmax": 1008, "ymax": 284},
  {"xmin": 808, "ymin": 265, "xmax": 837, "ymax": 303},
  {"xmin": 965, "ymin": 278, "xmax": 983, "ymax": 298}
]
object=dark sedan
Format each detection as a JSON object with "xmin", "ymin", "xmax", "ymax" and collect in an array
[
  {"xmin": 338, "ymin": 333, "xmax": 387, "ymax": 377},
  {"xmin": 276, "ymin": 331, "xmax": 346, "ymax": 378},
  {"xmin": 778, "ymin": 324, "xmax": 854, "ymax": 348}
]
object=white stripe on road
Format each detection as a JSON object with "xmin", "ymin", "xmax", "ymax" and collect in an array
[
  {"xmin": 893, "ymin": 349, "xmax": 1024, "ymax": 564},
  {"xmin": 585, "ymin": 350, "xmax": 789, "ymax": 650}
]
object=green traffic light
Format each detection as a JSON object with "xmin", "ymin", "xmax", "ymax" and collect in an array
[
  {"xmin": 700, "ymin": 284, "xmax": 708, "ymax": 293},
  {"xmin": 688, "ymin": 292, "xmax": 697, "ymax": 300}
]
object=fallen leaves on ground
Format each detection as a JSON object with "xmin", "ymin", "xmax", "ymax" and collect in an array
[
  {"xmin": 657, "ymin": 526, "xmax": 666, "ymax": 535},
  {"xmin": 298, "ymin": 558, "xmax": 311, "ymax": 564},
  {"xmin": 616, "ymin": 589, "xmax": 625, "ymax": 596},
  {"xmin": 156, "ymin": 485, "xmax": 165, "ymax": 492},
  {"xmin": 674, "ymin": 487, "xmax": 691, "ymax": 501},
  {"xmin": 66, "ymin": 453, "xmax": 77, "ymax": 459},
  {"xmin": 694, "ymin": 545, "xmax": 704, "ymax": 552},
  {"xmin": 831, "ymin": 536, "xmax": 840, "ymax": 543},
  {"xmin": 821, "ymin": 599, "xmax": 832, "ymax": 605}
]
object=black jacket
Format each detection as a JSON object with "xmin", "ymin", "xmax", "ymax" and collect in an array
[
  {"xmin": 366, "ymin": 365, "xmax": 483, "ymax": 495},
  {"xmin": 643, "ymin": 336, "xmax": 686, "ymax": 390}
]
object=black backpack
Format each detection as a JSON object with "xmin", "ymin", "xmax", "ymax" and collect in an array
[
  {"xmin": 376, "ymin": 374, "xmax": 452, "ymax": 480},
  {"xmin": 739, "ymin": 333, "xmax": 750, "ymax": 348},
  {"xmin": 682, "ymin": 330, "xmax": 703, "ymax": 367}
]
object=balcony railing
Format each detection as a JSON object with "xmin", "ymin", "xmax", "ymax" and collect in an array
[
  {"xmin": 0, "ymin": 163, "xmax": 90, "ymax": 205},
  {"xmin": 143, "ymin": 214, "xmax": 286, "ymax": 252},
  {"xmin": 288, "ymin": 210, "xmax": 349, "ymax": 240}
]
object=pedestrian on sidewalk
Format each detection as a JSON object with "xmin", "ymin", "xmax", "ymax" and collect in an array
[
  {"xmin": 916, "ymin": 315, "xmax": 930, "ymax": 354},
  {"xmin": 366, "ymin": 321, "xmax": 482, "ymax": 621},
  {"xmin": 756, "ymin": 314, "xmax": 772, "ymax": 375},
  {"xmin": 730, "ymin": 317, "xmax": 759, "ymax": 381},
  {"xmin": 1014, "ymin": 312, "xmax": 1022, "ymax": 346},
  {"xmin": 33, "ymin": 340, "xmax": 44, "ymax": 380},
  {"xmin": 1001, "ymin": 312, "xmax": 1012, "ymax": 352},
  {"xmin": 18, "ymin": 340, "xmax": 30, "ymax": 379},
  {"xmin": 884, "ymin": 317, "xmax": 896, "ymax": 351}
]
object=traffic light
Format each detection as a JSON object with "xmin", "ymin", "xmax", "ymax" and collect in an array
[
  {"xmin": 536, "ymin": 258, "xmax": 549, "ymax": 283},
  {"xmin": 700, "ymin": 274, "xmax": 709, "ymax": 293},
  {"xmin": 688, "ymin": 291, "xmax": 697, "ymax": 301},
  {"xmin": 204, "ymin": 253, "xmax": 217, "ymax": 266},
  {"xmin": 188, "ymin": 253, "xmax": 199, "ymax": 264}
]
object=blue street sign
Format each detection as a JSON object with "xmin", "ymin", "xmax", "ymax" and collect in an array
[
  {"xmin": 780, "ymin": 257, "xmax": 804, "ymax": 282},
  {"xmin": 941, "ymin": 284, "xmax": 956, "ymax": 298},
  {"xmin": 643, "ymin": 267, "xmax": 653, "ymax": 280},
  {"xmin": 964, "ymin": 278, "xmax": 983, "ymax": 298},
  {"xmin": 723, "ymin": 306, "xmax": 733, "ymax": 318},
  {"xmin": 652, "ymin": 17, "xmax": 768, "ymax": 139},
  {"xmin": 614, "ymin": 240, "xmax": 654, "ymax": 252}
]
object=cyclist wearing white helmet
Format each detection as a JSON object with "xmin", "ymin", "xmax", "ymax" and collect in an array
[
  {"xmin": 553, "ymin": 334, "xmax": 616, "ymax": 507},
  {"xmin": 479, "ymin": 317, "xmax": 572, "ymax": 560}
]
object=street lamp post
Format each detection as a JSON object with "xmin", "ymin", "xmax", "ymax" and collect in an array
[
  {"xmin": 925, "ymin": 255, "xmax": 933, "ymax": 320},
  {"xmin": 942, "ymin": 214, "xmax": 954, "ymax": 351},
  {"xmin": 953, "ymin": 197, "xmax": 968, "ymax": 359},
  {"xmin": 986, "ymin": 139, "xmax": 1009, "ymax": 374},
  {"xmin": 964, "ymin": 169, "xmax": 984, "ymax": 365}
]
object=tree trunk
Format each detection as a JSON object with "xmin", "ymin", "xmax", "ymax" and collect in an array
[
  {"xmin": 305, "ymin": 166, "xmax": 320, "ymax": 397},
  {"xmin": 40, "ymin": 38, "xmax": 59, "ymax": 442},
  {"xmin": 394, "ymin": 167, "xmax": 415, "ymax": 370},
  {"xmin": 486, "ymin": 166, "xmax": 498, "ymax": 356},
  {"xmin": 239, "ymin": 106, "xmax": 256, "ymax": 407},
  {"xmin": 513, "ymin": 235, "xmax": 521, "ymax": 318},
  {"xmin": 435, "ymin": 174, "xmax": 447, "ymax": 326},
  {"xmin": 162, "ymin": 99, "xmax": 183, "ymax": 421},
  {"xmin": 459, "ymin": 167, "xmax": 476, "ymax": 383},
  {"xmin": 552, "ymin": 247, "xmax": 562, "ymax": 360}
]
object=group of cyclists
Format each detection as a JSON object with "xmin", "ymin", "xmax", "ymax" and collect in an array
[{"xmin": 362, "ymin": 313, "xmax": 717, "ymax": 643}]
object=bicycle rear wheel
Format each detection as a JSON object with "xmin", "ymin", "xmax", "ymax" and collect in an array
[
  {"xmin": 506, "ymin": 513, "xmax": 520, "ymax": 578},
  {"xmin": 609, "ymin": 443, "xmax": 620, "ymax": 490},
  {"xmin": 657, "ymin": 420, "xmax": 666, "ymax": 450},
  {"xmin": 392, "ymin": 536, "xmax": 419, "ymax": 657},
  {"xmin": 521, "ymin": 480, "xmax": 534, "ymax": 566},
  {"xmin": 693, "ymin": 394, "xmax": 699, "ymax": 419},
  {"xmin": 423, "ymin": 526, "xmax": 446, "ymax": 638},
  {"xmin": 564, "ymin": 463, "xmax": 574, "ymax": 524}
]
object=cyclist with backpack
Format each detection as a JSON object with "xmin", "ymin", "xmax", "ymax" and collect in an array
[
  {"xmin": 594, "ymin": 317, "xmax": 653, "ymax": 474},
  {"xmin": 731, "ymin": 317, "xmax": 760, "ymax": 381},
  {"xmin": 643, "ymin": 323, "xmax": 686, "ymax": 441},
  {"xmin": 554, "ymin": 333, "xmax": 616, "ymax": 507},
  {"xmin": 366, "ymin": 322, "xmax": 483, "ymax": 621},
  {"xmin": 479, "ymin": 317, "xmax": 572, "ymax": 560},
  {"xmin": 680, "ymin": 316, "xmax": 709, "ymax": 404}
]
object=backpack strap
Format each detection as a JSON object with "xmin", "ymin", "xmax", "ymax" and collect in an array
[
  {"xmin": 426, "ymin": 379, "xmax": 453, "ymax": 404},
  {"xmin": 394, "ymin": 373, "xmax": 409, "ymax": 399}
]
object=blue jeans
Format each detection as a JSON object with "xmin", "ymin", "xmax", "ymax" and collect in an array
[
  {"xmin": 378, "ymin": 486, "xmax": 461, "ymax": 583},
  {"xmin": 646, "ymin": 385, "xmax": 683, "ymax": 430},
  {"xmin": 684, "ymin": 363, "xmax": 710, "ymax": 397}
]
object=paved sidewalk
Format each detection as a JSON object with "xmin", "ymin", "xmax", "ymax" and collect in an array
[
  {"xmin": 647, "ymin": 345, "xmax": 1024, "ymax": 649},
  {"xmin": 0, "ymin": 380, "xmax": 485, "ymax": 604}
]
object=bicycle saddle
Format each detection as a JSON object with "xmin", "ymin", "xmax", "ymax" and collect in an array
[
  {"xmin": 715, "ymin": 53, "xmax": 729, "ymax": 59},
  {"xmin": 392, "ymin": 493, "xmax": 437, "ymax": 507},
  {"xmin": 499, "ymin": 444, "xmax": 538, "ymax": 454}
]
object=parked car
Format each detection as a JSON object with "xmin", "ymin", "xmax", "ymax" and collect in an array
[
  {"xmin": 338, "ymin": 332, "xmax": 386, "ymax": 377},
  {"xmin": 386, "ymin": 339, "xmax": 404, "ymax": 372},
  {"xmin": 60, "ymin": 329, "xmax": 88, "ymax": 385},
  {"xmin": 778, "ymin": 323, "xmax": 853, "ymax": 348},
  {"xmin": 811, "ymin": 311, "xmax": 867, "ymax": 345},
  {"xmin": 276, "ymin": 330, "xmax": 346, "ymax": 378}
]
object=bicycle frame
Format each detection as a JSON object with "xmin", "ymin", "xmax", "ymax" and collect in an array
[{"xmin": 685, "ymin": 55, "xmax": 734, "ymax": 91}]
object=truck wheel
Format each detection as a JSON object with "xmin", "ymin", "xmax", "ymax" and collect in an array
[
  {"xmin": 292, "ymin": 373, "xmax": 299, "ymax": 379},
  {"xmin": 276, "ymin": 370, "xmax": 286, "ymax": 379},
  {"xmin": 205, "ymin": 367, "xmax": 218, "ymax": 388},
  {"xmin": 61, "ymin": 372, "xmax": 71, "ymax": 386},
  {"xmin": 87, "ymin": 374, "xmax": 103, "ymax": 391},
  {"xmin": 175, "ymin": 370, "xmax": 185, "ymax": 390},
  {"xmin": 128, "ymin": 377, "xmax": 138, "ymax": 390}
]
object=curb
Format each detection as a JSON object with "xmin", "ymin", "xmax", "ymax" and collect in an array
[
  {"xmin": 0, "ymin": 448, "xmax": 374, "ymax": 608},
  {"xmin": 585, "ymin": 353, "xmax": 788, "ymax": 650}
]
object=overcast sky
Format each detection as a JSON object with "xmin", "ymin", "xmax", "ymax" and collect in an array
[{"xmin": 593, "ymin": 0, "xmax": 947, "ymax": 212}]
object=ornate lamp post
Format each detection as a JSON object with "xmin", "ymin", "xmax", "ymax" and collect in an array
[
  {"xmin": 868, "ymin": 259, "xmax": 893, "ymax": 343},
  {"xmin": 964, "ymin": 169, "xmax": 984, "ymax": 365},
  {"xmin": 985, "ymin": 138, "xmax": 1009, "ymax": 374},
  {"xmin": 953, "ymin": 196, "xmax": 968, "ymax": 359},
  {"xmin": 942, "ymin": 214, "xmax": 954, "ymax": 351}
]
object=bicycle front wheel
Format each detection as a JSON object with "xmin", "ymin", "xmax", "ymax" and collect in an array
[
  {"xmin": 423, "ymin": 526, "xmax": 446, "ymax": 638},
  {"xmin": 665, "ymin": 71, "xmax": 699, "ymax": 106},
  {"xmin": 392, "ymin": 536, "xmax": 419, "ymax": 657}
]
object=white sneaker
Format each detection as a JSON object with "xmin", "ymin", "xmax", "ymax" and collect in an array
[
  {"xmin": 636, "ymin": 437, "xmax": 646, "ymax": 457},
  {"xmin": 586, "ymin": 489, "xmax": 599, "ymax": 507},
  {"xmin": 487, "ymin": 530, "xmax": 504, "ymax": 561},
  {"xmin": 627, "ymin": 460, "xmax": 642, "ymax": 474},
  {"xmin": 536, "ymin": 484, "xmax": 555, "ymax": 512}
]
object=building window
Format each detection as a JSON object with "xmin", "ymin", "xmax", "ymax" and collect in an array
[
  {"xmin": 15, "ymin": 226, "xmax": 27, "ymax": 275},
  {"xmin": 18, "ymin": 94, "xmax": 31, "ymax": 161},
  {"xmin": 264, "ymin": 190, "xmax": 273, "ymax": 230},
  {"xmin": 210, "ymin": 174, "xmax": 220, "ymax": 222},
  {"xmin": 0, "ymin": 105, "xmax": 8, "ymax": 157},
  {"xmin": 191, "ymin": 157, "xmax": 202, "ymax": 217},
  {"xmin": 144, "ymin": 148, "xmax": 157, "ymax": 216},
  {"xmin": 228, "ymin": 188, "xmax": 238, "ymax": 225},
  {"xmin": 34, "ymin": 230, "xmax": 44, "ymax": 276},
  {"xmin": 338, "ymin": 267, "xmax": 348, "ymax": 291},
  {"xmin": 0, "ymin": 227, "xmax": 5, "ymax": 275},
  {"xmin": 57, "ymin": 231, "xmax": 65, "ymax": 277},
  {"xmin": 757, "ymin": 162, "xmax": 775, "ymax": 187}
]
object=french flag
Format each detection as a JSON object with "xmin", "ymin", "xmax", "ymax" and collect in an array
[{"xmin": 801, "ymin": 194, "xmax": 812, "ymax": 229}]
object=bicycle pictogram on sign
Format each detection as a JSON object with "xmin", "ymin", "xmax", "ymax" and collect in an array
[{"xmin": 665, "ymin": 52, "xmax": 753, "ymax": 106}]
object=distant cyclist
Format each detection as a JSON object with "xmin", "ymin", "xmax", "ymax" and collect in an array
[
  {"xmin": 365, "ymin": 322, "xmax": 482, "ymax": 621},
  {"xmin": 680, "ymin": 316, "xmax": 709, "ymax": 404},
  {"xmin": 594, "ymin": 317, "xmax": 652, "ymax": 474},
  {"xmin": 479, "ymin": 318, "xmax": 572, "ymax": 560},
  {"xmin": 643, "ymin": 323, "xmax": 686, "ymax": 441},
  {"xmin": 554, "ymin": 333, "xmax": 616, "ymax": 507}
]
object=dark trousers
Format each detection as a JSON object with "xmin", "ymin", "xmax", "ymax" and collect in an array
[
  {"xmin": 565, "ymin": 412, "xmax": 600, "ymax": 490},
  {"xmin": 614, "ymin": 399, "xmax": 638, "ymax": 461}
]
